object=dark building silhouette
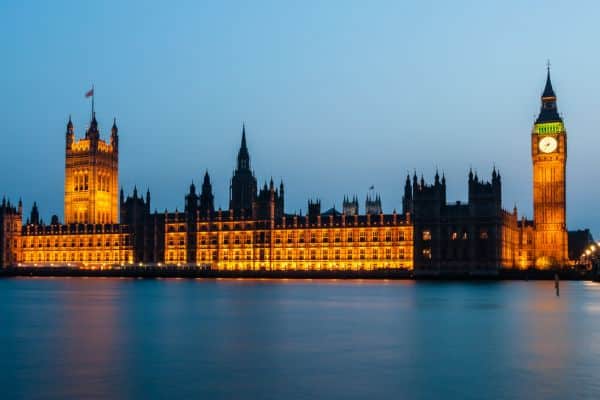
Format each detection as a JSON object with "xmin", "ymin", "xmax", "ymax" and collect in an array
[
  {"xmin": 308, "ymin": 199, "xmax": 321, "ymax": 218},
  {"xmin": 229, "ymin": 125, "xmax": 257, "ymax": 217},
  {"xmin": 29, "ymin": 202, "xmax": 40, "ymax": 225},
  {"xmin": 199, "ymin": 171, "xmax": 215, "ymax": 216},
  {"xmin": 568, "ymin": 229, "xmax": 595, "ymax": 261},
  {"xmin": 405, "ymin": 169, "xmax": 520, "ymax": 274},
  {"xmin": 253, "ymin": 179, "xmax": 284, "ymax": 220}
]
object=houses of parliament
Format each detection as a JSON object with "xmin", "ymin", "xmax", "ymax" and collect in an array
[{"xmin": 0, "ymin": 71, "xmax": 585, "ymax": 273}]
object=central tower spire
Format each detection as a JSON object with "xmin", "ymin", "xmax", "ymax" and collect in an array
[
  {"xmin": 237, "ymin": 123, "xmax": 250, "ymax": 170},
  {"xmin": 230, "ymin": 124, "xmax": 257, "ymax": 215}
]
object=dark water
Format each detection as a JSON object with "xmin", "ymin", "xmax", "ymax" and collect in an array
[{"xmin": 1, "ymin": 278, "xmax": 599, "ymax": 400}]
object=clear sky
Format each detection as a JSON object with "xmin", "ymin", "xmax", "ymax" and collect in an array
[{"xmin": 1, "ymin": 0, "xmax": 599, "ymax": 236}]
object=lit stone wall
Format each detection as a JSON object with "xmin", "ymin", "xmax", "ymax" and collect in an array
[{"xmin": 19, "ymin": 224, "xmax": 133, "ymax": 267}]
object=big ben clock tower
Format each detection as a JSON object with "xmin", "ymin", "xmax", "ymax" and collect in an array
[{"xmin": 531, "ymin": 67, "xmax": 568, "ymax": 268}]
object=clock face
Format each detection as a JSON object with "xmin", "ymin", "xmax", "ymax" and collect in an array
[{"xmin": 539, "ymin": 136, "xmax": 558, "ymax": 153}]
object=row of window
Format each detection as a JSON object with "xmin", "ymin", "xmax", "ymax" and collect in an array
[
  {"xmin": 22, "ymin": 237, "xmax": 129, "ymax": 248},
  {"xmin": 190, "ymin": 230, "xmax": 409, "ymax": 246},
  {"xmin": 216, "ymin": 263, "xmax": 409, "ymax": 271},
  {"xmin": 22, "ymin": 251, "xmax": 131, "ymax": 263},
  {"xmin": 191, "ymin": 247, "xmax": 409, "ymax": 262}
]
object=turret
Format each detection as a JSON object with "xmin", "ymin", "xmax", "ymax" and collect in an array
[
  {"xmin": 278, "ymin": 180, "xmax": 285, "ymax": 215},
  {"xmin": 66, "ymin": 115, "xmax": 74, "ymax": 150},
  {"xmin": 111, "ymin": 118, "xmax": 119, "ymax": 151},
  {"xmin": 146, "ymin": 188, "xmax": 151, "ymax": 213},
  {"xmin": 342, "ymin": 195, "xmax": 358, "ymax": 216},
  {"xmin": 200, "ymin": 171, "xmax": 215, "ymax": 215},
  {"xmin": 185, "ymin": 181, "xmax": 198, "ymax": 214},
  {"xmin": 308, "ymin": 199, "xmax": 321, "ymax": 218},
  {"xmin": 402, "ymin": 174, "xmax": 412, "ymax": 215},
  {"xmin": 86, "ymin": 112, "xmax": 100, "ymax": 142},
  {"xmin": 237, "ymin": 123, "xmax": 250, "ymax": 170},
  {"xmin": 30, "ymin": 201, "xmax": 39, "ymax": 225},
  {"xmin": 365, "ymin": 193, "xmax": 382, "ymax": 215}
]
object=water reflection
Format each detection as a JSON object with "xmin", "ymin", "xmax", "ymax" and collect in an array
[{"xmin": 0, "ymin": 279, "xmax": 599, "ymax": 399}]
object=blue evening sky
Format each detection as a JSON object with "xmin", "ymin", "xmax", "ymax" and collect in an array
[{"xmin": 1, "ymin": 1, "xmax": 599, "ymax": 235}]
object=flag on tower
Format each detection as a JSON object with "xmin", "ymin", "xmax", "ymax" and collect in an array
[
  {"xmin": 85, "ymin": 88, "xmax": 94, "ymax": 98},
  {"xmin": 369, "ymin": 185, "xmax": 375, "ymax": 190}
]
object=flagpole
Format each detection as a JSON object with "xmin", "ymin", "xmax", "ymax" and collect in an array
[{"xmin": 92, "ymin": 84, "xmax": 95, "ymax": 118}]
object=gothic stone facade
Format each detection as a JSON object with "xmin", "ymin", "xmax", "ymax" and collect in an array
[{"xmin": 0, "ymin": 71, "xmax": 573, "ymax": 271}]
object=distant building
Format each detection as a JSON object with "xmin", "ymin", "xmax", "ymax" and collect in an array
[{"xmin": 568, "ymin": 229, "xmax": 595, "ymax": 261}]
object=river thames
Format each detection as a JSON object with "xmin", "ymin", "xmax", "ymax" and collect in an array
[{"xmin": 1, "ymin": 278, "xmax": 599, "ymax": 399}]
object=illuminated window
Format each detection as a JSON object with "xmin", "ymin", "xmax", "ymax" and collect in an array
[
  {"xmin": 386, "ymin": 248, "xmax": 392, "ymax": 260},
  {"xmin": 359, "ymin": 232, "xmax": 366, "ymax": 242},
  {"xmin": 480, "ymin": 230, "xmax": 489, "ymax": 240},
  {"xmin": 422, "ymin": 230, "xmax": 431, "ymax": 241},
  {"xmin": 398, "ymin": 231, "xmax": 405, "ymax": 241},
  {"xmin": 385, "ymin": 231, "xmax": 392, "ymax": 242},
  {"xmin": 372, "ymin": 232, "xmax": 378, "ymax": 242},
  {"xmin": 451, "ymin": 232, "xmax": 458, "ymax": 240},
  {"xmin": 422, "ymin": 248, "xmax": 432, "ymax": 259}
]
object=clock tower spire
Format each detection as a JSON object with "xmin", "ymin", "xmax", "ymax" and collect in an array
[{"xmin": 531, "ymin": 65, "xmax": 568, "ymax": 268}]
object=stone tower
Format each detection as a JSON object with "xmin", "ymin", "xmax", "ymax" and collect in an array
[
  {"xmin": 229, "ymin": 124, "xmax": 257, "ymax": 216},
  {"xmin": 531, "ymin": 67, "xmax": 568, "ymax": 267},
  {"xmin": 64, "ymin": 112, "xmax": 119, "ymax": 224}
]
